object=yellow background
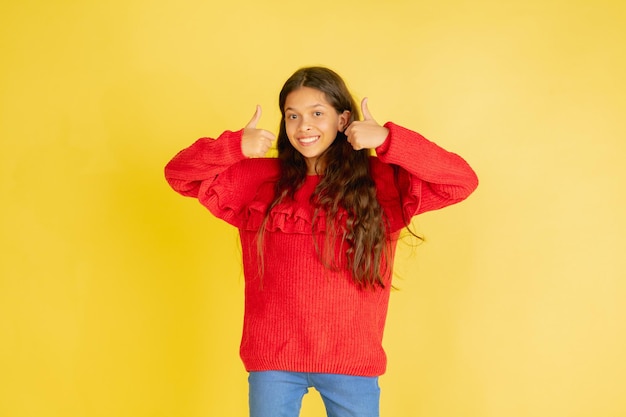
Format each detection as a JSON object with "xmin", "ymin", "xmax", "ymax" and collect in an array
[{"xmin": 1, "ymin": 0, "xmax": 624, "ymax": 416}]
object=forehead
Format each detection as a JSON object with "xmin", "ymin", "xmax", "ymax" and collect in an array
[{"xmin": 284, "ymin": 86, "xmax": 331, "ymax": 110}]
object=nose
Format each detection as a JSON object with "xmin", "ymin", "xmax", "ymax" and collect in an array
[{"xmin": 297, "ymin": 115, "xmax": 312, "ymax": 132}]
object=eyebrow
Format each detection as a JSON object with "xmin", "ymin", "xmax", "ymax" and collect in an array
[{"xmin": 284, "ymin": 103, "xmax": 327, "ymax": 112}]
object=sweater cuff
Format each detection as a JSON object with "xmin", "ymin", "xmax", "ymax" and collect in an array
[
  {"xmin": 217, "ymin": 128, "xmax": 247, "ymax": 163},
  {"xmin": 374, "ymin": 122, "xmax": 397, "ymax": 156}
]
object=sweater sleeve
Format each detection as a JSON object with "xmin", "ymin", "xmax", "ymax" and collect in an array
[
  {"xmin": 164, "ymin": 129, "xmax": 245, "ymax": 198},
  {"xmin": 375, "ymin": 122, "xmax": 478, "ymax": 217},
  {"xmin": 164, "ymin": 129, "xmax": 280, "ymax": 228}
]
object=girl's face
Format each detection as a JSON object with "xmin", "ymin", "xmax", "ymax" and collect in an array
[{"xmin": 284, "ymin": 86, "xmax": 350, "ymax": 174}]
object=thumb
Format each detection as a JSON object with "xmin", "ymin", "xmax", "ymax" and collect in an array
[
  {"xmin": 361, "ymin": 97, "xmax": 375, "ymax": 122},
  {"xmin": 245, "ymin": 105, "xmax": 262, "ymax": 128}
]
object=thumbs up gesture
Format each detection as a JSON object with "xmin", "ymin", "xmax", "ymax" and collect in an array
[
  {"xmin": 241, "ymin": 105, "xmax": 276, "ymax": 158},
  {"xmin": 344, "ymin": 98, "xmax": 389, "ymax": 151}
]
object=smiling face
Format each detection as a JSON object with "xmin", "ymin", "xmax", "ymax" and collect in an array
[{"xmin": 283, "ymin": 86, "xmax": 350, "ymax": 174}]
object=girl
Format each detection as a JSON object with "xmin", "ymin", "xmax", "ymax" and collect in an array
[{"xmin": 165, "ymin": 67, "xmax": 478, "ymax": 417}]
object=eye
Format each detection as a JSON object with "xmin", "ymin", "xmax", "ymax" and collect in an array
[
  {"xmin": 287, "ymin": 114, "xmax": 298, "ymax": 120},
  {"xmin": 314, "ymin": 111, "xmax": 323, "ymax": 117}
]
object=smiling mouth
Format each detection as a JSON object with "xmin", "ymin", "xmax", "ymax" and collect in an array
[{"xmin": 298, "ymin": 136, "xmax": 320, "ymax": 145}]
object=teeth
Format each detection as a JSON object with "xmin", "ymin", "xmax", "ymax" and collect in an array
[{"xmin": 299, "ymin": 136, "xmax": 319, "ymax": 144}]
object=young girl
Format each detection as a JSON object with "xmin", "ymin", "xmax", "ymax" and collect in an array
[{"xmin": 165, "ymin": 67, "xmax": 478, "ymax": 417}]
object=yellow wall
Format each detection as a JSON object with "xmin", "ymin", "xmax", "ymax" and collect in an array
[{"xmin": 1, "ymin": 0, "xmax": 624, "ymax": 416}]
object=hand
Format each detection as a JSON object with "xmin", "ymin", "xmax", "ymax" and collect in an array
[
  {"xmin": 241, "ymin": 105, "xmax": 276, "ymax": 158},
  {"xmin": 344, "ymin": 98, "xmax": 389, "ymax": 150}
]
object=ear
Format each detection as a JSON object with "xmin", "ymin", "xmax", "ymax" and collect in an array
[{"xmin": 338, "ymin": 110, "xmax": 351, "ymax": 132}]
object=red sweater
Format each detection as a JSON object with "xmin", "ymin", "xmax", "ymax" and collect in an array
[{"xmin": 165, "ymin": 122, "xmax": 478, "ymax": 376}]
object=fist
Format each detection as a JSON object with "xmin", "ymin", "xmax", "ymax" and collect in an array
[
  {"xmin": 241, "ymin": 105, "xmax": 276, "ymax": 158},
  {"xmin": 344, "ymin": 98, "xmax": 389, "ymax": 150}
]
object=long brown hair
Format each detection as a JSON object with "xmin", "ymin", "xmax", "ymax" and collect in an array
[{"xmin": 260, "ymin": 66, "xmax": 391, "ymax": 288}]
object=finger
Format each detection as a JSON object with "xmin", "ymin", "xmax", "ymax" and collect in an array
[
  {"xmin": 266, "ymin": 131, "xmax": 277, "ymax": 141},
  {"xmin": 258, "ymin": 139, "xmax": 273, "ymax": 157},
  {"xmin": 245, "ymin": 105, "xmax": 262, "ymax": 128},
  {"xmin": 361, "ymin": 97, "xmax": 375, "ymax": 122}
]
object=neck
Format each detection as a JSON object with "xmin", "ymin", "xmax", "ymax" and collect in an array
[{"xmin": 306, "ymin": 159, "xmax": 324, "ymax": 175}]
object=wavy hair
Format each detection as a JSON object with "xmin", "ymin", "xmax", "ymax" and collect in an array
[{"xmin": 258, "ymin": 66, "xmax": 392, "ymax": 288}]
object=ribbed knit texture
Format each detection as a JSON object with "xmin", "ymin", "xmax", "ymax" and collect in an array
[{"xmin": 165, "ymin": 122, "xmax": 478, "ymax": 376}]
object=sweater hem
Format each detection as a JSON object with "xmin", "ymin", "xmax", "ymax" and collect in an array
[{"xmin": 242, "ymin": 361, "xmax": 386, "ymax": 377}]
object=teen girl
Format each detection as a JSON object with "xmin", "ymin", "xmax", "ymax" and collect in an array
[{"xmin": 165, "ymin": 66, "xmax": 478, "ymax": 417}]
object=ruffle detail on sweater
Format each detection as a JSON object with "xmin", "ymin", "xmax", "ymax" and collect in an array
[
  {"xmin": 203, "ymin": 172, "xmax": 345, "ymax": 234},
  {"xmin": 243, "ymin": 198, "xmax": 347, "ymax": 234},
  {"xmin": 203, "ymin": 160, "xmax": 413, "ymax": 234}
]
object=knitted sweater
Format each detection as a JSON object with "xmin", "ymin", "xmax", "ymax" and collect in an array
[{"xmin": 164, "ymin": 122, "xmax": 478, "ymax": 376}]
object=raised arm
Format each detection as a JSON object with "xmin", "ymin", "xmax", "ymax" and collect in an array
[
  {"xmin": 164, "ymin": 105, "xmax": 276, "ymax": 197},
  {"xmin": 345, "ymin": 98, "xmax": 478, "ymax": 219},
  {"xmin": 375, "ymin": 122, "xmax": 479, "ymax": 215},
  {"xmin": 164, "ymin": 107, "xmax": 278, "ymax": 227}
]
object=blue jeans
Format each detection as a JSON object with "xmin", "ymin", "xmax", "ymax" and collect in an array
[{"xmin": 248, "ymin": 371, "xmax": 380, "ymax": 417}]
